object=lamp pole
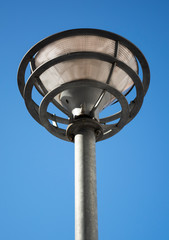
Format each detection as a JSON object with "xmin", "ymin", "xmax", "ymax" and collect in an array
[
  {"xmin": 74, "ymin": 127, "xmax": 97, "ymax": 240},
  {"xmin": 17, "ymin": 28, "xmax": 150, "ymax": 240},
  {"xmin": 67, "ymin": 118, "xmax": 103, "ymax": 240}
]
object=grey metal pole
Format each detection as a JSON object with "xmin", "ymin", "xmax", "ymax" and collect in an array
[{"xmin": 74, "ymin": 127, "xmax": 98, "ymax": 240}]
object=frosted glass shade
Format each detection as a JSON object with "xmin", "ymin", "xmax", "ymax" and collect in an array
[{"xmin": 34, "ymin": 34, "xmax": 138, "ymax": 116}]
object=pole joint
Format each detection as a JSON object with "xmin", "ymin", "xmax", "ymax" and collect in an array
[{"xmin": 66, "ymin": 117, "xmax": 103, "ymax": 142}]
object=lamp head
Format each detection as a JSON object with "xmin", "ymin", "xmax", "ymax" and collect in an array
[{"xmin": 17, "ymin": 29, "xmax": 150, "ymax": 141}]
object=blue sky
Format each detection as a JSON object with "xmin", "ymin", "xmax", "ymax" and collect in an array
[{"xmin": 1, "ymin": 0, "xmax": 169, "ymax": 239}]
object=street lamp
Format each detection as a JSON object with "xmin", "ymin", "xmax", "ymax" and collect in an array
[{"xmin": 17, "ymin": 29, "xmax": 150, "ymax": 240}]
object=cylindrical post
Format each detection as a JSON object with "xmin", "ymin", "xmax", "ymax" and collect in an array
[{"xmin": 74, "ymin": 127, "xmax": 98, "ymax": 240}]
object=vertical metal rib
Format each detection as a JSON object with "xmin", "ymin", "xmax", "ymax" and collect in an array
[{"xmin": 91, "ymin": 41, "xmax": 119, "ymax": 114}]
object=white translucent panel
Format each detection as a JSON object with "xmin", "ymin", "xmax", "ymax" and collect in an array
[
  {"xmin": 110, "ymin": 66, "xmax": 133, "ymax": 94},
  {"xmin": 117, "ymin": 44, "xmax": 138, "ymax": 72},
  {"xmin": 35, "ymin": 35, "xmax": 116, "ymax": 65},
  {"xmin": 38, "ymin": 59, "xmax": 112, "ymax": 92}
]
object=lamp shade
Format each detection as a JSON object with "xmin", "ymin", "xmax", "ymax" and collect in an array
[{"xmin": 34, "ymin": 33, "xmax": 138, "ymax": 117}]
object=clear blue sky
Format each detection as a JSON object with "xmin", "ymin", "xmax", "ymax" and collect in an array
[{"xmin": 1, "ymin": 0, "xmax": 169, "ymax": 239}]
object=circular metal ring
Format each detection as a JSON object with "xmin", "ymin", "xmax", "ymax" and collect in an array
[{"xmin": 39, "ymin": 79, "xmax": 129, "ymax": 141}]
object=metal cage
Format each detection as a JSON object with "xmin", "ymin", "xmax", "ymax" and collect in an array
[{"xmin": 17, "ymin": 29, "xmax": 150, "ymax": 141}]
